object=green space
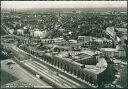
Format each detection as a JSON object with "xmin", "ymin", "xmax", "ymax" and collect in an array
[
  {"xmin": 0, "ymin": 69, "xmax": 19, "ymax": 85},
  {"xmin": 0, "ymin": 28, "xmax": 7, "ymax": 36}
]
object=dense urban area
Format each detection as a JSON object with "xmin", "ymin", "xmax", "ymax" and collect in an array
[{"xmin": 1, "ymin": 8, "xmax": 127, "ymax": 88}]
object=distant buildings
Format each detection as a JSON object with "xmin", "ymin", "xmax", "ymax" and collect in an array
[
  {"xmin": 8, "ymin": 29, "xmax": 14, "ymax": 34},
  {"xmin": 105, "ymin": 27, "xmax": 127, "ymax": 48},
  {"xmin": 41, "ymin": 37, "xmax": 66, "ymax": 44},
  {"xmin": 17, "ymin": 29, "xmax": 24, "ymax": 35},
  {"xmin": 115, "ymin": 28, "xmax": 127, "ymax": 36},
  {"xmin": 77, "ymin": 36, "xmax": 114, "ymax": 48},
  {"xmin": 100, "ymin": 45, "xmax": 126, "ymax": 58},
  {"xmin": 77, "ymin": 36, "xmax": 93, "ymax": 43},
  {"xmin": 93, "ymin": 38, "xmax": 114, "ymax": 48},
  {"xmin": 105, "ymin": 27, "xmax": 116, "ymax": 40},
  {"xmin": 53, "ymin": 37, "xmax": 65, "ymax": 43},
  {"xmin": 102, "ymin": 27, "xmax": 127, "ymax": 58},
  {"xmin": 30, "ymin": 29, "xmax": 47, "ymax": 38},
  {"xmin": 100, "ymin": 48, "xmax": 118, "ymax": 58}
]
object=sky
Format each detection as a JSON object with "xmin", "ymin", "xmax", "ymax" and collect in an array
[{"xmin": 1, "ymin": 1, "xmax": 127, "ymax": 9}]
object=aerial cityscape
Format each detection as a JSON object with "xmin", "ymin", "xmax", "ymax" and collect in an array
[{"xmin": 1, "ymin": 1, "xmax": 127, "ymax": 88}]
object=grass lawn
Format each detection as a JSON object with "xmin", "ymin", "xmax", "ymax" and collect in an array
[{"xmin": 1, "ymin": 69, "xmax": 19, "ymax": 85}]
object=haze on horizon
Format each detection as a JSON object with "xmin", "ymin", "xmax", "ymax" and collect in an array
[{"xmin": 1, "ymin": 1, "xmax": 127, "ymax": 9}]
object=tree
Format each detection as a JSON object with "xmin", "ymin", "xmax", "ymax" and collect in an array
[{"xmin": 97, "ymin": 56, "xmax": 118, "ymax": 88}]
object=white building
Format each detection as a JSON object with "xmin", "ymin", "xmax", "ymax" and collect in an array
[
  {"xmin": 77, "ymin": 36, "xmax": 93, "ymax": 43},
  {"xmin": 106, "ymin": 27, "xmax": 116, "ymax": 40},
  {"xmin": 31, "ymin": 29, "xmax": 47, "ymax": 38},
  {"xmin": 8, "ymin": 29, "xmax": 14, "ymax": 34},
  {"xmin": 96, "ymin": 57, "xmax": 107, "ymax": 68},
  {"xmin": 100, "ymin": 48, "xmax": 118, "ymax": 58},
  {"xmin": 100, "ymin": 45, "xmax": 126, "ymax": 58},
  {"xmin": 69, "ymin": 40, "xmax": 77, "ymax": 43},
  {"xmin": 17, "ymin": 29, "xmax": 24, "ymax": 35},
  {"xmin": 115, "ymin": 28, "xmax": 127, "ymax": 35},
  {"xmin": 53, "ymin": 37, "xmax": 65, "ymax": 43}
]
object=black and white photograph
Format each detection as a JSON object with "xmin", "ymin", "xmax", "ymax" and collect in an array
[{"xmin": 1, "ymin": 1, "xmax": 127, "ymax": 88}]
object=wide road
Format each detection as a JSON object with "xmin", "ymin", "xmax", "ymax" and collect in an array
[{"xmin": 3, "ymin": 43, "xmax": 94, "ymax": 88}]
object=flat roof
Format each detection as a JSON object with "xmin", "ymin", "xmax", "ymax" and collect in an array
[
  {"xmin": 115, "ymin": 28, "xmax": 127, "ymax": 33},
  {"xmin": 100, "ymin": 48, "xmax": 118, "ymax": 52},
  {"xmin": 81, "ymin": 50, "xmax": 95, "ymax": 56},
  {"xmin": 84, "ymin": 65, "xmax": 106, "ymax": 75}
]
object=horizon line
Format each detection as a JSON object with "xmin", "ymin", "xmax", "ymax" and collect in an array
[{"xmin": 1, "ymin": 1, "xmax": 127, "ymax": 9}]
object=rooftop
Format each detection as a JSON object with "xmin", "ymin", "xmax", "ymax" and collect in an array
[
  {"xmin": 81, "ymin": 50, "xmax": 95, "ymax": 56},
  {"xmin": 115, "ymin": 28, "xmax": 127, "ymax": 33},
  {"xmin": 106, "ymin": 27, "xmax": 116, "ymax": 37},
  {"xmin": 100, "ymin": 48, "xmax": 118, "ymax": 52},
  {"xmin": 47, "ymin": 51, "xmax": 107, "ymax": 75}
]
